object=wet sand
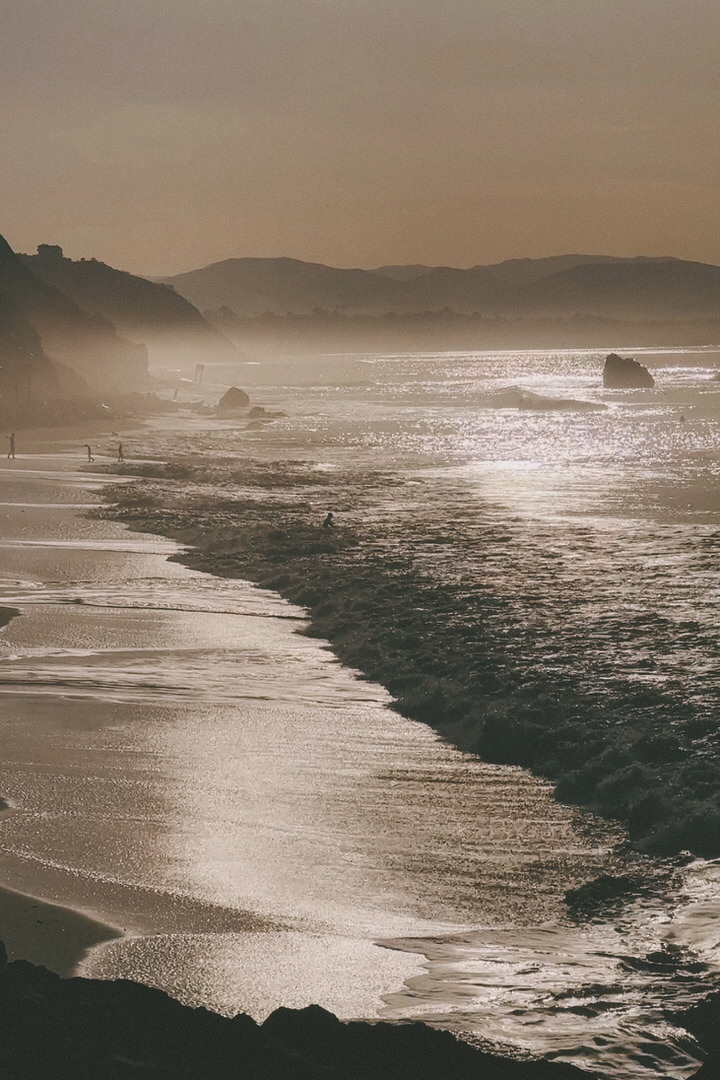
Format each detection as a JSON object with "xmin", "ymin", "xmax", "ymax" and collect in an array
[
  {"xmin": 0, "ymin": 432, "xmax": 280, "ymax": 976},
  {"xmin": 2, "ymin": 420, "xmax": 719, "ymax": 1077},
  {"xmin": 0, "ymin": 429, "xmax": 429, "ymax": 1008},
  {"xmin": 0, "ymin": 880, "xmax": 121, "ymax": 976},
  {"xmin": 0, "ymin": 430, "xmax": 134, "ymax": 972}
]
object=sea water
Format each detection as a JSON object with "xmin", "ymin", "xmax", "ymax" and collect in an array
[{"xmin": 0, "ymin": 347, "xmax": 718, "ymax": 1078}]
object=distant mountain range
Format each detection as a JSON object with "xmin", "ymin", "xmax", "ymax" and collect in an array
[{"xmin": 158, "ymin": 253, "xmax": 720, "ymax": 324}]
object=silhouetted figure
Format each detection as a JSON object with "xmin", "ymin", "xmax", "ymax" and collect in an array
[
  {"xmin": 6, "ymin": 433, "xmax": 15, "ymax": 459},
  {"xmin": 322, "ymin": 512, "xmax": 335, "ymax": 528},
  {"xmin": 117, "ymin": 442, "xmax": 124, "ymax": 462},
  {"xmin": 84, "ymin": 444, "xmax": 94, "ymax": 462},
  {"xmin": 679, "ymin": 414, "xmax": 686, "ymax": 423}
]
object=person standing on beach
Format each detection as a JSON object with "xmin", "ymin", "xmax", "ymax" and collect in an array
[
  {"xmin": 6, "ymin": 433, "xmax": 15, "ymax": 459},
  {"xmin": 117, "ymin": 442, "xmax": 124, "ymax": 462},
  {"xmin": 84, "ymin": 444, "xmax": 94, "ymax": 462}
]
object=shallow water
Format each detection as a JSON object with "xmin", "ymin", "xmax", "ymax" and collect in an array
[{"xmin": 0, "ymin": 346, "xmax": 719, "ymax": 1077}]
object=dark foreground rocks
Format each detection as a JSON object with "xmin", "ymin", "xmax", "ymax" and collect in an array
[
  {"xmin": 672, "ymin": 993, "xmax": 720, "ymax": 1078},
  {"xmin": 0, "ymin": 950, "xmax": 597, "ymax": 1080},
  {"xmin": 602, "ymin": 352, "xmax": 655, "ymax": 388}
]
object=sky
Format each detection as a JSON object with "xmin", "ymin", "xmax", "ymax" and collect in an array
[{"xmin": 1, "ymin": 0, "xmax": 719, "ymax": 276}]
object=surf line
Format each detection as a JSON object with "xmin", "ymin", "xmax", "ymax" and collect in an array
[{"xmin": 52, "ymin": 599, "xmax": 307, "ymax": 622}]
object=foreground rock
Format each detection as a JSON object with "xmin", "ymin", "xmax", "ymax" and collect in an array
[
  {"xmin": 602, "ymin": 352, "xmax": 655, "ymax": 388},
  {"xmin": 672, "ymin": 993, "xmax": 720, "ymax": 1078},
  {"xmin": 0, "ymin": 951, "xmax": 595, "ymax": 1079}
]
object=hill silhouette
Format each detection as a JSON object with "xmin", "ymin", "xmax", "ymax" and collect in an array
[
  {"xmin": 0, "ymin": 234, "xmax": 148, "ymax": 400},
  {"xmin": 160, "ymin": 253, "xmax": 720, "ymax": 326},
  {"xmin": 23, "ymin": 245, "xmax": 237, "ymax": 368},
  {"xmin": 522, "ymin": 258, "xmax": 720, "ymax": 318},
  {"xmin": 159, "ymin": 256, "xmax": 422, "ymax": 317}
]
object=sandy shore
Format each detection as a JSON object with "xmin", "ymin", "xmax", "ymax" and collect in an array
[
  {"xmin": 0, "ymin": 422, "xmax": 140, "ymax": 975},
  {"xmin": 0, "ymin": 421, "xmax": 430, "ymax": 1018},
  {"xmin": 0, "ymin": 881, "xmax": 121, "ymax": 976}
]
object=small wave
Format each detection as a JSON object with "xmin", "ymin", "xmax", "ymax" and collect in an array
[
  {"xmin": 488, "ymin": 387, "xmax": 606, "ymax": 411},
  {"xmin": 382, "ymin": 911, "xmax": 719, "ymax": 1078}
]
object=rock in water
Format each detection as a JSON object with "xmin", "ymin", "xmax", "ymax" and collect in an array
[
  {"xmin": 602, "ymin": 353, "xmax": 655, "ymax": 388},
  {"xmin": 217, "ymin": 386, "xmax": 250, "ymax": 413}
]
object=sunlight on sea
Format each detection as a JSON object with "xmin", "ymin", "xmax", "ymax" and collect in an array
[{"xmin": 0, "ymin": 347, "xmax": 719, "ymax": 1078}]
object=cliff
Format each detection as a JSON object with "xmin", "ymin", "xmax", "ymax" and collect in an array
[
  {"xmin": 0, "ymin": 233, "xmax": 149, "ymax": 397},
  {"xmin": 23, "ymin": 245, "xmax": 237, "ymax": 369}
]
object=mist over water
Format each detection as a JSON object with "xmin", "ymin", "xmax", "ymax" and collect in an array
[{"xmin": 1, "ymin": 347, "xmax": 719, "ymax": 1077}]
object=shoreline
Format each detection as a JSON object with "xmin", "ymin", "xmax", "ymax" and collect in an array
[
  {"xmin": 0, "ymin": 429, "xmax": 350, "ymax": 980},
  {"xmin": 0, "ymin": 425, "xmax": 143, "ymax": 975},
  {"xmin": 0, "ymin": 882, "xmax": 122, "ymax": 977},
  {"xmin": 1, "ymin": 419, "xmax": 719, "ymax": 1077},
  {"xmin": 98, "ymin": 452, "xmax": 720, "ymax": 859}
]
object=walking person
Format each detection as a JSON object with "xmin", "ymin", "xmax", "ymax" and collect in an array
[
  {"xmin": 84, "ymin": 444, "xmax": 94, "ymax": 462},
  {"xmin": 6, "ymin": 433, "xmax": 15, "ymax": 459}
]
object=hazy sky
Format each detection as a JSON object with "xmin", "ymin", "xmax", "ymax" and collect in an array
[{"xmin": 2, "ymin": 0, "xmax": 718, "ymax": 275}]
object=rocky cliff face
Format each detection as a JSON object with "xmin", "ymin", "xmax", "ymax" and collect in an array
[
  {"xmin": 22, "ymin": 246, "xmax": 237, "ymax": 370},
  {"xmin": 0, "ymin": 290, "xmax": 89, "ymax": 422},
  {"xmin": 0, "ymin": 233, "xmax": 149, "ymax": 397}
]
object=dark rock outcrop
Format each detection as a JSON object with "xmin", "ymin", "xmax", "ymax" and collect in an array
[
  {"xmin": 217, "ymin": 385, "xmax": 250, "ymax": 413},
  {"xmin": 0, "ymin": 951, "xmax": 598, "ymax": 1079},
  {"xmin": 673, "ymin": 992, "xmax": 720, "ymax": 1057},
  {"xmin": 602, "ymin": 352, "xmax": 655, "ymax": 388}
]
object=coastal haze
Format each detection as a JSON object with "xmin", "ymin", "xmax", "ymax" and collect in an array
[{"xmin": 2, "ymin": 0, "xmax": 720, "ymax": 1077}]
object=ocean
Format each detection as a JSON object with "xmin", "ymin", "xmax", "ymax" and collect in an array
[{"xmin": 0, "ymin": 346, "xmax": 719, "ymax": 1078}]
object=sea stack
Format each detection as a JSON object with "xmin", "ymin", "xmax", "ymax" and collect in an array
[
  {"xmin": 217, "ymin": 386, "xmax": 250, "ymax": 414},
  {"xmin": 602, "ymin": 353, "xmax": 655, "ymax": 389}
]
